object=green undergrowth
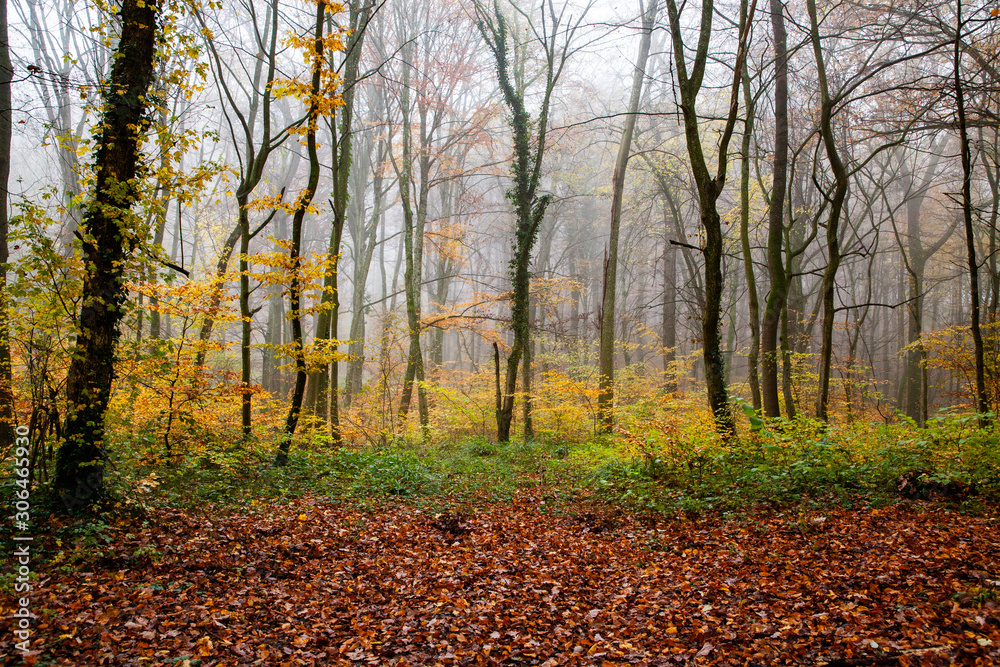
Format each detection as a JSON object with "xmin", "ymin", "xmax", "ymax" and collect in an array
[
  {"xmin": 85, "ymin": 408, "xmax": 1000, "ymax": 516},
  {"xmin": 102, "ymin": 431, "xmax": 589, "ymax": 511},
  {"xmin": 592, "ymin": 410, "xmax": 1000, "ymax": 514}
]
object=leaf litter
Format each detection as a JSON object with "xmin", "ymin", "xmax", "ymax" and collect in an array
[{"xmin": 4, "ymin": 497, "xmax": 1000, "ymax": 666}]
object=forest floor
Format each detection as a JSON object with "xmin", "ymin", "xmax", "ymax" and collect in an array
[{"xmin": 4, "ymin": 494, "xmax": 1000, "ymax": 666}]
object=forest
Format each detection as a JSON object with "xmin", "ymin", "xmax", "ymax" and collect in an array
[{"xmin": 3, "ymin": 0, "xmax": 1000, "ymax": 663}]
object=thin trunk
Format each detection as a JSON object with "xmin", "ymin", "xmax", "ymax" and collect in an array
[
  {"xmin": 780, "ymin": 301, "xmax": 795, "ymax": 417},
  {"xmin": 146, "ymin": 106, "xmax": 174, "ymax": 342},
  {"xmin": 394, "ymin": 42, "xmax": 429, "ymax": 437},
  {"xmin": 661, "ymin": 219, "xmax": 677, "ymax": 391},
  {"xmin": 760, "ymin": 0, "xmax": 788, "ymax": 418},
  {"xmin": 523, "ymin": 300, "xmax": 534, "ymax": 439},
  {"xmin": 304, "ymin": 1, "xmax": 371, "ymax": 439},
  {"xmin": 807, "ymin": 0, "xmax": 849, "ymax": 422},
  {"xmin": 956, "ymin": 0, "xmax": 990, "ymax": 423},
  {"xmin": 238, "ymin": 195, "xmax": 252, "ymax": 440},
  {"xmin": 194, "ymin": 223, "xmax": 240, "ymax": 368},
  {"xmin": 739, "ymin": 59, "xmax": 761, "ymax": 411},
  {"xmin": 275, "ymin": 0, "xmax": 326, "ymax": 465},
  {"xmin": 598, "ymin": 0, "xmax": 657, "ymax": 430}
]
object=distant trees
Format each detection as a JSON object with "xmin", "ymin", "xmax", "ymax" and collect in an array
[{"xmin": 10, "ymin": 0, "xmax": 1000, "ymax": 494}]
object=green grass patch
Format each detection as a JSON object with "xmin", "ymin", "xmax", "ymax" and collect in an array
[{"xmin": 59, "ymin": 406, "xmax": 1000, "ymax": 517}]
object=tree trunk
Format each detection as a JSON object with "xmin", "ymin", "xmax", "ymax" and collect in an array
[
  {"xmin": 0, "ymin": 0, "xmax": 12, "ymax": 451},
  {"xmin": 661, "ymin": 219, "xmax": 677, "ymax": 392},
  {"xmin": 807, "ymin": 0, "xmax": 849, "ymax": 422},
  {"xmin": 55, "ymin": 0, "xmax": 159, "ymax": 509},
  {"xmin": 598, "ymin": 0, "xmax": 657, "ymax": 431},
  {"xmin": 739, "ymin": 59, "xmax": 761, "ymax": 411},
  {"xmin": 523, "ymin": 299, "xmax": 534, "ymax": 440},
  {"xmin": 760, "ymin": 0, "xmax": 788, "ymax": 419},
  {"xmin": 238, "ymin": 194, "xmax": 252, "ymax": 440},
  {"xmin": 275, "ymin": 0, "xmax": 326, "ymax": 466},
  {"xmin": 955, "ymin": 0, "xmax": 990, "ymax": 423},
  {"xmin": 394, "ymin": 42, "xmax": 430, "ymax": 438}
]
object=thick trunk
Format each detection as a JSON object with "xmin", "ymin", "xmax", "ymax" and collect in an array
[
  {"xmin": 55, "ymin": 0, "xmax": 158, "ymax": 508},
  {"xmin": 0, "ymin": 0, "xmax": 12, "ymax": 450},
  {"xmin": 702, "ymin": 204, "xmax": 733, "ymax": 433}
]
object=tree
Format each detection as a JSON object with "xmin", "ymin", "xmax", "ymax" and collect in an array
[
  {"xmin": 195, "ymin": 0, "xmax": 295, "ymax": 440},
  {"xmin": 302, "ymin": 0, "xmax": 374, "ymax": 436},
  {"xmin": 390, "ymin": 33, "xmax": 430, "ymax": 435},
  {"xmin": 598, "ymin": 0, "xmax": 658, "ymax": 431},
  {"xmin": 275, "ymin": 0, "xmax": 342, "ymax": 466},
  {"xmin": 54, "ymin": 0, "xmax": 160, "ymax": 510},
  {"xmin": 954, "ymin": 0, "xmax": 989, "ymax": 424},
  {"xmin": 0, "ymin": 0, "xmax": 13, "ymax": 450},
  {"xmin": 807, "ymin": 0, "xmax": 849, "ymax": 423},
  {"xmin": 759, "ymin": 0, "xmax": 788, "ymax": 419},
  {"xmin": 738, "ymin": 8, "xmax": 762, "ymax": 413},
  {"xmin": 663, "ymin": 0, "xmax": 756, "ymax": 437},
  {"xmin": 474, "ymin": 0, "xmax": 589, "ymax": 443}
]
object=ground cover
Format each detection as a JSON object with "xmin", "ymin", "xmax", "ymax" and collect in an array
[{"xmin": 3, "ymin": 496, "xmax": 999, "ymax": 666}]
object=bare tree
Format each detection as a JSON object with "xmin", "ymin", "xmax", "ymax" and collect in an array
[
  {"xmin": 663, "ymin": 0, "xmax": 756, "ymax": 436},
  {"xmin": 598, "ymin": 0, "xmax": 658, "ymax": 431}
]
